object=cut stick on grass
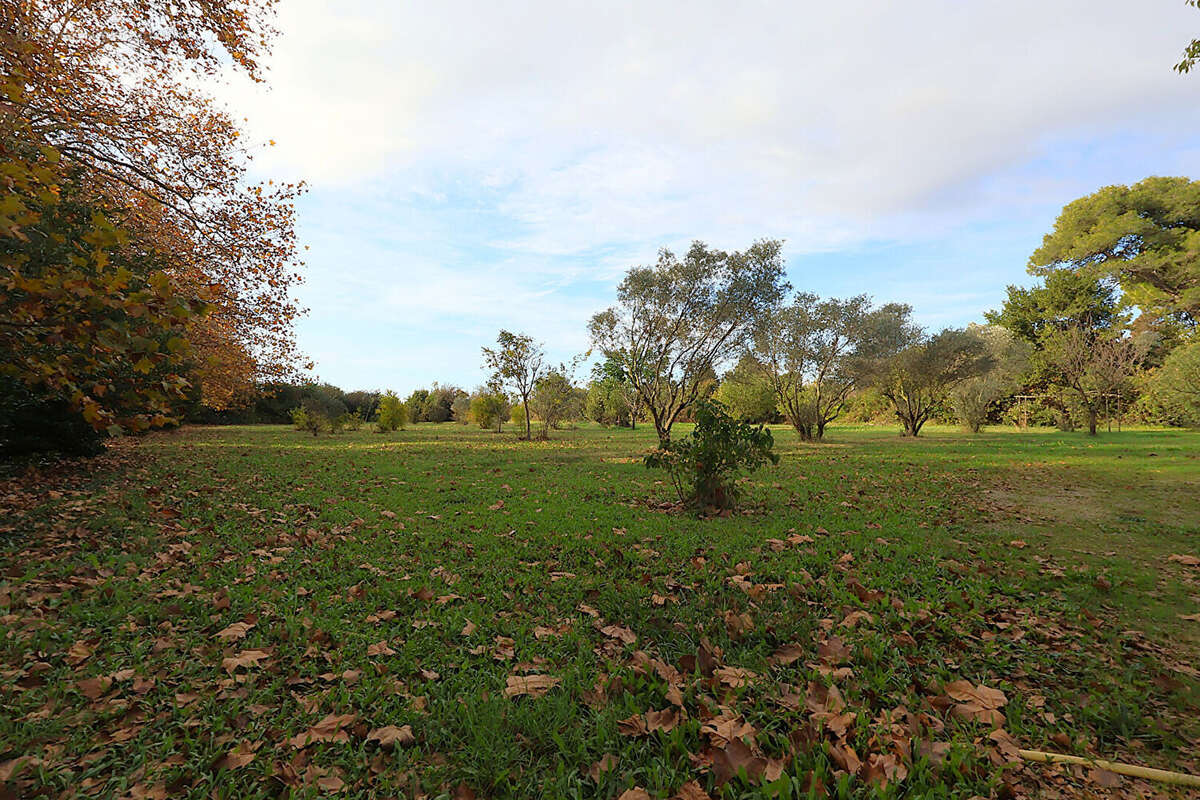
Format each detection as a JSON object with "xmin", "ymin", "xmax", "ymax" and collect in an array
[{"xmin": 1018, "ymin": 749, "xmax": 1200, "ymax": 788}]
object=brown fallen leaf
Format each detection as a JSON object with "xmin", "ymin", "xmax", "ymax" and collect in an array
[
  {"xmin": 216, "ymin": 741, "xmax": 260, "ymax": 770},
  {"xmin": 817, "ymin": 636, "xmax": 850, "ymax": 664},
  {"xmin": 77, "ymin": 675, "xmax": 113, "ymax": 699},
  {"xmin": 600, "ymin": 624, "xmax": 637, "ymax": 645},
  {"xmin": 1089, "ymin": 768, "xmax": 1123, "ymax": 788},
  {"xmin": 367, "ymin": 640, "xmax": 396, "ymax": 656},
  {"xmin": 215, "ymin": 617, "xmax": 256, "ymax": 642},
  {"xmin": 461, "ymin": 619, "xmax": 477, "ymax": 636},
  {"xmin": 769, "ymin": 643, "xmax": 805, "ymax": 666},
  {"xmin": 944, "ymin": 680, "xmax": 1007, "ymax": 726},
  {"xmin": 672, "ymin": 780, "xmax": 713, "ymax": 800},
  {"xmin": 617, "ymin": 713, "xmax": 648, "ymax": 737},
  {"xmin": 587, "ymin": 753, "xmax": 617, "ymax": 782},
  {"xmin": 503, "ymin": 674, "xmax": 561, "ymax": 698},
  {"xmin": 618, "ymin": 789, "xmax": 650, "ymax": 800},
  {"xmin": 66, "ymin": 641, "xmax": 92, "ymax": 665},
  {"xmin": 221, "ymin": 648, "xmax": 271, "ymax": 674},
  {"xmin": 1167, "ymin": 553, "xmax": 1199, "ymax": 566},
  {"xmin": 366, "ymin": 724, "xmax": 415, "ymax": 748},
  {"xmin": 715, "ymin": 666, "xmax": 758, "ymax": 688},
  {"xmin": 287, "ymin": 712, "xmax": 358, "ymax": 748},
  {"xmin": 645, "ymin": 708, "xmax": 680, "ymax": 733}
]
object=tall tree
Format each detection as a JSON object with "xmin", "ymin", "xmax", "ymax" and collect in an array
[
  {"xmin": 2, "ymin": 0, "xmax": 307, "ymax": 429},
  {"xmin": 481, "ymin": 330, "xmax": 546, "ymax": 440},
  {"xmin": 1029, "ymin": 177, "xmax": 1200, "ymax": 327},
  {"xmin": 754, "ymin": 293, "xmax": 913, "ymax": 440},
  {"xmin": 987, "ymin": 270, "xmax": 1128, "ymax": 431},
  {"xmin": 588, "ymin": 240, "xmax": 788, "ymax": 445}
]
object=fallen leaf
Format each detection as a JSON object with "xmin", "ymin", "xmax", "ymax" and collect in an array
[
  {"xmin": 287, "ymin": 712, "xmax": 357, "ymax": 748},
  {"xmin": 587, "ymin": 753, "xmax": 617, "ymax": 781},
  {"xmin": 504, "ymin": 674, "xmax": 561, "ymax": 698},
  {"xmin": 216, "ymin": 741, "xmax": 259, "ymax": 770},
  {"xmin": 366, "ymin": 724, "xmax": 415, "ymax": 748},
  {"xmin": 221, "ymin": 648, "xmax": 271, "ymax": 674}
]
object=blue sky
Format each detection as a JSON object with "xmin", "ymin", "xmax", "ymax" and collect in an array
[{"xmin": 220, "ymin": 1, "xmax": 1200, "ymax": 393}]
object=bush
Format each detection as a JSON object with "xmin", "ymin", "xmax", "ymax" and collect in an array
[
  {"xmin": 469, "ymin": 390, "xmax": 510, "ymax": 432},
  {"xmin": 376, "ymin": 391, "xmax": 406, "ymax": 432},
  {"xmin": 0, "ymin": 376, "xmax": 105, "ymax": 459},
  {"xmin": 452, "ymin": 394, "xmax": 471, "ymax": 424},
  {"xmin": 529, "ymin": 371, "xmax": 580, "ymax": 439},
  {"xmin": 644, "ymin": 399, "xmax": 779, "ymax": 512},
  {"xmin": 291, "ymin": 404, "xmax": 325, "ymax": 436}
]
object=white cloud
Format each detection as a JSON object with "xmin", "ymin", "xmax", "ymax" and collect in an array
[{"xmin": 208, "ymin": 1, "xmax": 1200, "ymax": 388}]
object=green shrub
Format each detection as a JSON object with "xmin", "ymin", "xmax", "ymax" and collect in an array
[
  {"xmin": 469, "ymin": 390, "xmax": 510, "ymax": 432},
  {"xmin": 376, "ymin": 391, "xmax": 406, "ymax": 432},
  {"xmin": 644, "ymin": 399, "xmax": 779, "ymax": 512},
  {"xmin": 291, "ymin": 404, "xmax": 326, "ymax": 436}
]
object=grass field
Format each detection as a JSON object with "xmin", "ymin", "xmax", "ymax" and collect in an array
[{"xmin": 2, "ymin": 422, "xmax": 1198, "ymax": 799}]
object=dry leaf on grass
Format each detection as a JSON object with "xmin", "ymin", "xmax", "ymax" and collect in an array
[
  {"xmin": 366, "ymin": 724, "xmax": 414, "ymax": 748},
  {"xmin": 503, "ymin": 674, "xmax": 561, "ymax": 698}
]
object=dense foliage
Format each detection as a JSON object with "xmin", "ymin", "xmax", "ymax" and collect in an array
[{"xmin": 645, "ymin": 399, "xmax": 779, "ymax": 511}]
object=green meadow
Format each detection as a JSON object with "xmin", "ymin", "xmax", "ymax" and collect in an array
[{"xmin": 2, "ymin": 423, "xmax": 1198, "ymax": 798}]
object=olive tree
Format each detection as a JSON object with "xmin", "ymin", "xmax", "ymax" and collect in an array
[
  {"xmin": 863, "ymin": 327, "xmax": 992, "ymax": 437},
  {"xmin": 951, "ymin": 325, "xmax": 1031, "ymax": 432},
  {"xmin": 481, "ymin": 330, "xmax": 545, "ymax": 440},
  {"xmin": 588, "ymin": 240, "xmax": 788, "ymax": 445},
  {"xmin": 754, "ymin": 293, "xmax": 913, "ymax": 440}
]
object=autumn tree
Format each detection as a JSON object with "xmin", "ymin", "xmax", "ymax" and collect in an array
[
  {"xmin": 482, "ymin": 331, "xmax": 546, "ymax": 440},
  {"xmin": 713, "ymin": 356, "xmax": 777, "ymax": 423},
  {"xmin": 588, "ymin": 240, "xmax": 788, "ymax": 445},
  {"xmin": 468, "ymin": 387, "xmax": 511, "ymax": 433},
  {"xmin": 754, "ymin": 293, "xmax": 913, "ymax": 440},
  {"xmin": 587, "ymin": 356, "xmax": 642, "ymax": 429},
  {"xmin": 0, "ymin": 163, "xmax": 206, "ymax": 437},
  {"xmin": 2, "ymin": 0, "xmax": 307, "ymax": 438},
  {"xmin": 1145, "ymin": 338, "xmax": 1200, "ymax": 424},
  {"xmin": 529, "ymin": 370, "xmax": 580, "ymax": 439}
]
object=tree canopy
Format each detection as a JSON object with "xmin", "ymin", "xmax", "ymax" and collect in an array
[
  {"xmin": 1029, "ymin": 177, "xmax": 1200, "ymax": 326},
  {"xmin": 588, "ymin": 240, "xmax": 788, "ymax": 444},
  {"xmin": 2, "ymin": 0, "xmax": 306, "ymax": 441}
]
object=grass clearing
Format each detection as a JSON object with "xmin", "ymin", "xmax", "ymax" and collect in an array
[{"xmin": 2, "ymin": 423, "xmax": 1198, "ymax": 798}]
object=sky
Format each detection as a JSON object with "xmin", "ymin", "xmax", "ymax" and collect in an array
[{"xmin": 221, "ymin": 1, "xmax": 1200, "ymax": 393}]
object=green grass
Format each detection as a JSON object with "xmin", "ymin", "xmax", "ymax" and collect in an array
[{"xmin": 2, "ymin": 422, "xmax": 1198, "ymax": 798}]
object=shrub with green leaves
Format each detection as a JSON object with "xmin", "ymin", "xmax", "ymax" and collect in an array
[
  {"xmin": 290, "ymin": 404, "xmax": 326, "ymax": 436},
  {"xmin": 644, "ymin": 399, "xmax": 779, "ymax": 511},
  {"xmin": 375, "ymin": 391, "xmax": 406, "ymax": 432}
]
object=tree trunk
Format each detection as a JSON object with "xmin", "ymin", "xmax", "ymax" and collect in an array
[{"xmin": 1087, "ymin": 407, "xmax": 1098, "ymax": 436}]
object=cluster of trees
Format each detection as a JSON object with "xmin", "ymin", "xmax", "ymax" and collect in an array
[
  {"xmin": 2, "ymin": 0, "xmax": 306, "ymax": 458},
  {"xmin": 576, "ymin": 178, "xmax": 1200, "ymax": 440},
  {"xmin": 136, "ymin": 171, "xmax": 1200, "ymax": 447}
]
